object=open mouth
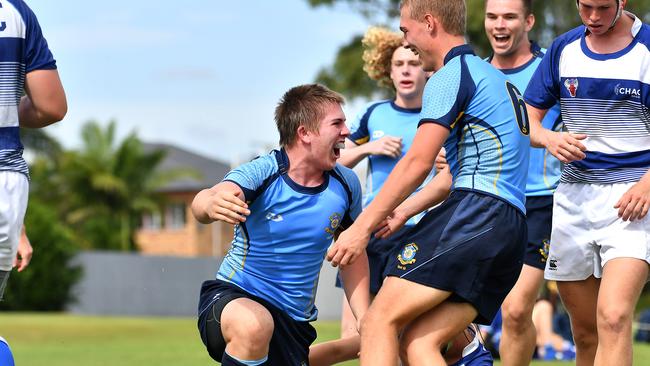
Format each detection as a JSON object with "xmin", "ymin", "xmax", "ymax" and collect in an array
[
  {"xmin": 400, "ymin": 80, "xmax": 414, "ymax": 88},
  {"xmin": 333, "ymin": 141, "xmax": 345, "ymax": 158},
  {"xmin": 493, "ymin": 34, "xmax": 511, "ymax": 44}
]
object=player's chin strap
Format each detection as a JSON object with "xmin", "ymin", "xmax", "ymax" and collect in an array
[{"xmin": 576, "ymin": 0, "xmax": 623, "ymax": 31}]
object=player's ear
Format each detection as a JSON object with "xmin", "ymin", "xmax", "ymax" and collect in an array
[
  {"xmin": 296, "ymin": 125, "xmax": 311, "ymax": 144},
  {"xmin": 424, "ymin": 13, "xmax": 436, "ymax": 33},
  {"xmin": 526, "ymin": 13, "xmax": 535, "ymax": 32}
]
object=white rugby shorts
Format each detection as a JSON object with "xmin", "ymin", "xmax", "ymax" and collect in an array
[
  {"xmin": 545, "ymin": 182, "xmax": 650, "ymax": 281},
  {"xmin": 0, "ymin": 171, "xmax": 28, "ymax": 271}
]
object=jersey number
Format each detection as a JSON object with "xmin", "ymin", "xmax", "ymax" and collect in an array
[{"xmin": 505, "ymin": 82, "xmax": 530, "ymax": 135}]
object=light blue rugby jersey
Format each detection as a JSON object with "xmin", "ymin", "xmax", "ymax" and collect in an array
[
  {"xmin": 349, "ymin": 101, "xmax": 434, "ymax": 225},
  {"xmin": 490, "ymin": 42, "xmax": 563, "ymax": 196},
  {"xmin": 524, "ymin": 14, "xmax": 650, "ymax": 185},
  {"xmin": 420, "ymin": 45, "xmax": 530, "ymax": 213},
  {"xmin": 218, "ymin": 149, "xmax": 362, "ymax": 322},
  {"xmin": 0, "ymin": 0, "xmax": 57, "ymax": 177}
]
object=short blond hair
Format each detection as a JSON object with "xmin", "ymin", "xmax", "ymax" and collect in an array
[
  {"xmin": 400, "ymin": 0, "xmax": 466, "ymax": 36},
  {"xmin": 362, "ymin": 26, "xmax": 404, "ymax": 89},
  {"xmin": 275, "ymin": 84, "xmax": 345, "ymax": 147}
]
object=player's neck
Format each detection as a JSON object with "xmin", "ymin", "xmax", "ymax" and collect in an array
[
  {"xmin": 491, "ymin": 41, "xmax": 533, "ymax": 70},
  {"xmin": 585, "ymin": 12, "xmax": 635, "ymax": 54},
  {"xmin": 435, "ymin": 35, "xmax": 466, "ymax": 71},
  {"xmin": 284, "ymin": 147, "xmax": 326, "ymax": 187},
  {"xmin": 394, "ymin": 94, "xmax": 422, "ymax": 110}
]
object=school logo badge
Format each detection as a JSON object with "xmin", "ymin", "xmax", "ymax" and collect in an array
[
  {"xmin": 324, "ymin": 213, "xmax": 342, "ymax": 236},
  {"xmin": 548, "ymin": 257, "xmax": 558, "ymax": 271},
  {"xmin": 564, "ymin": 78, "xmax": 579, "ymax": 97},
  {"xmin": 397, "ymin": 243, "xmax": 419, "ymax": 267}
]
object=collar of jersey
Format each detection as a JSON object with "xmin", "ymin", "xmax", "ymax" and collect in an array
[
  {"xmin": 580, "ymin": 11, "xmax": 642, "ymax": 61},
  {"xmin": 496, "ymin": 41, "xmax": 543, "ymax": 75},
  {"xmin": 444, "ymin": 44, "xmax": 475, "ymax": 65},
  {"xmin": 276, "ymin": 148, "xmax": 330, "ymax": 195},
  {"xmin": 390, "ymin": 101, "xmax": 421, "ymax": 114}
]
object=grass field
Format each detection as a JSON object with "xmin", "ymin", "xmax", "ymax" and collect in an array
[{"xmin": 1, "ymin": 313, "xmax": 650, "ymax": 365}]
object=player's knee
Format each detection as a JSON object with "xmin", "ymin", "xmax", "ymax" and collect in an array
[
  {"xmin": 224, "ymin": 310, "xmax": 274, "ymax": 352},
  {"xmin": 597, "ymin": 306, "xmax": 632, "ymax": 335},
  {"xmin": 571, "ymin": 325, "xmax": 598, "ymax": 350},
  {"xmin": 502, "ymin": 301, "xmax": 533, "ymax": 330}
]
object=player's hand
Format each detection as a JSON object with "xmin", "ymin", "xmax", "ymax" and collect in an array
[
  {"xmin": 366, "ymin": 136, "xmax": 402, "ymax": 159},
  {"xmin": 614, "ymin": 178, "xmax": 650, "ymax": 221},
  {"xmin": 435, "ymin": 148, "xmax": 448, "ymax": 173},
  {"xmin": 13, "ymin": 231, "xmax": 33, "ymax": 272},
  {"xmin": 374, "ymin": 210, "xmax": 409, "ymax": 239},
  {"xmin": 327, "ymin": 225, "xmax": 370, "ymax": 267},
  {"xmin": 543, "ymin": 130, "xmax": 587, "ymax": 163},
  {"xmin": 207, "ymin": 190, "xmax": 250, "ymax": 225}
]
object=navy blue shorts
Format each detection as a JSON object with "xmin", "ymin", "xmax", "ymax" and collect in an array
[
  {"xmin": 336, "ymin": 225, "xmax": 415, "ymax": 294},
  {"xmin": 524, "ymin": 196, "xmax": 553, "ymax": 270},
  {"xmin": 197, "ymin": 279, "xmax": 316, "ymax": 365},
  {"xmin": 385, "ymin": 190, "xmax": 526, "ymax": 324}
]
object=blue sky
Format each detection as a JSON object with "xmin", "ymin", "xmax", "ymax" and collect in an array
[{"xmin": 28, "ymin": 0, "xmax": 379, "ymax": 163}]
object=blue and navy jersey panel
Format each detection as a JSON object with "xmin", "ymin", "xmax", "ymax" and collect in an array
[
  {"xmin": 497, "ymin": 43, "xmax": 562, "ymax": 196},
  {"xmin": 217, "ymin": 149, "xmax": 362, "ymax": 322},
  {"xmin": 524, "ymin": 14, "xmax": 650, "ymax": 184},
  {"xmin": 0, "ymin": 0, "xmax": 56, "ymax": 177},
  {"xmin": 348, "ymin": 100, "xmax": 434, "ymax": 225},
  {"xmin": 420, "ymin": 45, "xmax": 530, "ymax": 214}
]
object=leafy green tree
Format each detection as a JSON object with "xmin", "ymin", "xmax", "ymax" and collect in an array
[
  {"xmin": 27, "ymin": 120, "xmax": 197, "ymax": 252},
  {"xmin": 307, "ymin": 0, "xmax": 650, "ymax": 99}
]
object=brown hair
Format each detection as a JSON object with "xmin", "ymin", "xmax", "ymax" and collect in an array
[
  {"xmin": 400, "ymin": 0, "xmax": 466, "ymax": 36},
  {"xmin": 362, "ymin": 26, "xmax": 404, "ymax": 89},
  {"xmin": 275, "ymin": 84, "xmax": 345, "ymax": 147}
]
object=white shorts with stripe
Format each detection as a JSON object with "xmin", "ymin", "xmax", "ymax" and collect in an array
[
  {"xmin": 0, "ymin": 171, "xmax": 28, "ymax": 272},
  {"xmin": 545, "ymin": 182, "xmax": 650, "ymax": 281}
]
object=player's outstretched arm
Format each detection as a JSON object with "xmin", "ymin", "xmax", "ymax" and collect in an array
[
  {"xmin": 191, "ymin": 181, "xmax": 250, "ymax": 225},
  {"xmin": 338, "ymin": 136, "xmax": 403, "ymax": 168},
  {"xmin": 614, "ymin": 169, "xmax": 650, "ymax": 222},
  {"xmin": 528, "ymin": 104, "xmax": 587, "ymax": 163},
  {"xmin": 19, "ymin": 69, "xmax": 67, "ymax": 128},
  {"xmin": 374, "ymin": 167, "xmax": 452, "ymax": 239}
]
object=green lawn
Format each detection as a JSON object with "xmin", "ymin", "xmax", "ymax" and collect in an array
[{"xmin": 1, "ymin": 313, "xmax": 649, "ymax": 365}]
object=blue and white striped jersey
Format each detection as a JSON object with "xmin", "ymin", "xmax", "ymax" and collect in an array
[
  {"xmin": 0, "ymin": 0, "xmax": 57, "ymax": 177},
  {"xmin": 491, "ymin": 42, "xmax": 563, "ymax": 196},
  {"xmin": 349, "ymin": 100, "xmax": 434, "ymax": 225},
  {"xmin": 524, "ymin": 13, "xmax": 650, "ymax": 185},
  {"xmin": 421, "ymin": 45, "xmax": 530, "ymax": 214},
  {"xmin": 218, "ymin": 149, "xmax": 362, "ymax": 322}
]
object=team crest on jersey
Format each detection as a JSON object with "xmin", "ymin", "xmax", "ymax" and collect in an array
[
  {"xmin": 564, "ymin": 78, "xmax": 579, "ymax": 97},
  {"xmin": 397, "ymin": 243, "xmax": 419, "ymax": 268},
  {"xmin": 324, "ymin": 213, "xmax": 342, "ymax": 236},
  {"xmin": 539, "ymin": 239, "xmax": 550, "ymax": 263}
]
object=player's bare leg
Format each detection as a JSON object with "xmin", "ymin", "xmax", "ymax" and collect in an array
[
  {"xmin": 221, "ymin": 298, "xmax": 274, "ymax": 361},
  {"xmin": 557, "ymin": 276, "xmax": 599, "ymax": 366},
  {"xmin": 399, "ymin": 301, "xmax": 477, "ymax": 366},
  {"xmin": 500, "ymin": 264, "xmax": 544, "ymax": 366},
  {"xmin": 359, "ymin": 277, "xmax": 453, "ymax": 366},
  {"xmin": 594, "ymin": 258, "xmax": 648, "ymax": 366}
]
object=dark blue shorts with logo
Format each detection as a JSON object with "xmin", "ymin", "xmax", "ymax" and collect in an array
[
  {"xmin": 197, "ymin": 279, "xmax": 316, "ymax": 366},
  {"xmin": 524, "ymin": 195, "xmax": 553, "ymax": 270},
  {"xmin": 385, "ymin": 189, "xmax": 527, "ymax": 325}
]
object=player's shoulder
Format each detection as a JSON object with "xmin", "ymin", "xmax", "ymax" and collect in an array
[
  {"xmin": 547, "ymin": 26, "xmax": 584, "ymax": 54},
  {"xmin": 331, "ymin": 163, "xmax": 361, "ymax": 192},
  {"xmin": 234, "ymin": 150, "xmax": 280, "ymax": 178}
]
